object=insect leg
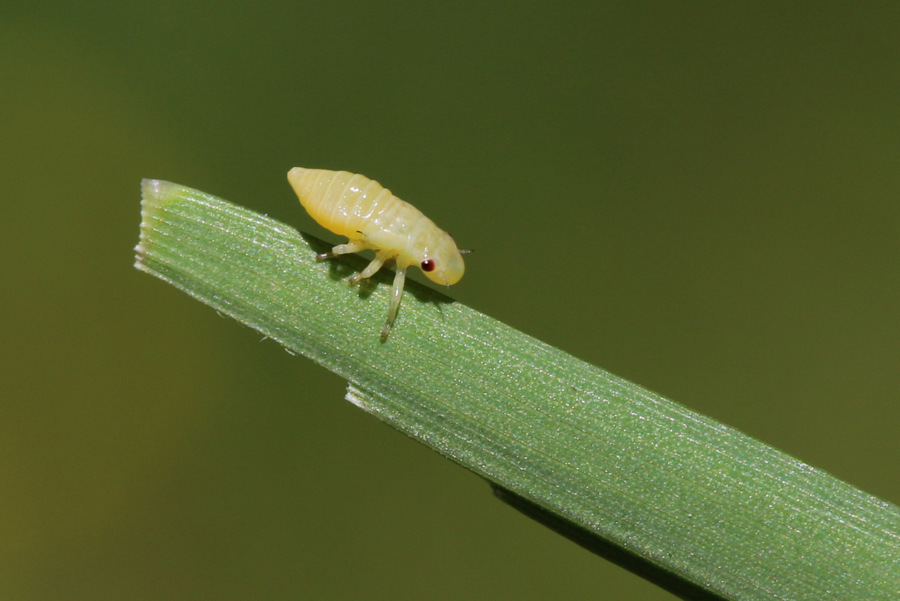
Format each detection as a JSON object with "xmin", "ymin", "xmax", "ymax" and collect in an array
[
  {"xmin": 348, "ymin": 256, "xmax": 385, "ymax": 285},
  {"xmin": 316, "ymin": 240, "xmax": 367, "ymax": 261},
  {"xmin": 380, "ymin": 265, "xmax": 407, "ymax": 340}
]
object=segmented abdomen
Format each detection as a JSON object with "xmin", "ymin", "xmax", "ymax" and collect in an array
[{"xmin": 288, "ymin": 168, "xmax": 424, "ymax": 239}]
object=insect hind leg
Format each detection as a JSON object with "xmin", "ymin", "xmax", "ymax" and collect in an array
[{"xmin": 316, "ymin": 240, "xmax": 367, "ymax": 261}]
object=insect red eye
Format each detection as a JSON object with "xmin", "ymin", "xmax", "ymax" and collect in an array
[{"xmin": 421, "ymin": 259, "xmax": 435, "ymax": 272}]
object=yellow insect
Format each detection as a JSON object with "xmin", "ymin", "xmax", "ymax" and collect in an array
[{"xmin": 288, "ymin": 167, "xmax": 465, "ymax": 339}]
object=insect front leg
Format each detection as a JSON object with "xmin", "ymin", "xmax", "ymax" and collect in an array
[{"xmin": 381, "ymin": 265, "xmax": 407, "ymax": 340}]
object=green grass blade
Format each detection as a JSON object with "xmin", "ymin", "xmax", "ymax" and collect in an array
[{"xmin": 134, "ymin": 179, "xmax": 900, "ymax": 601}]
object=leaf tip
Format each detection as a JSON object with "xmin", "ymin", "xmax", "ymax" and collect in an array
[{"xmin": 135, "ymin": 179, "xmax": 176, "ymax": 270}]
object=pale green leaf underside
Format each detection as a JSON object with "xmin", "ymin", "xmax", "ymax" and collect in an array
[{"xmin": 135, "ymin": 179, "xmax": 900, "ymax": 601}]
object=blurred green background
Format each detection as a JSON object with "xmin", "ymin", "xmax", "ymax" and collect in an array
[{"xmin": 2, "ymin": 2, "xmax": 898, "ymax": 599}]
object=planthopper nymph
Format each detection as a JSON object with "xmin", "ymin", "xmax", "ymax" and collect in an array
[{"xmin": 288, "ymin": 167, "xmax": 465, "ymax": 340}]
